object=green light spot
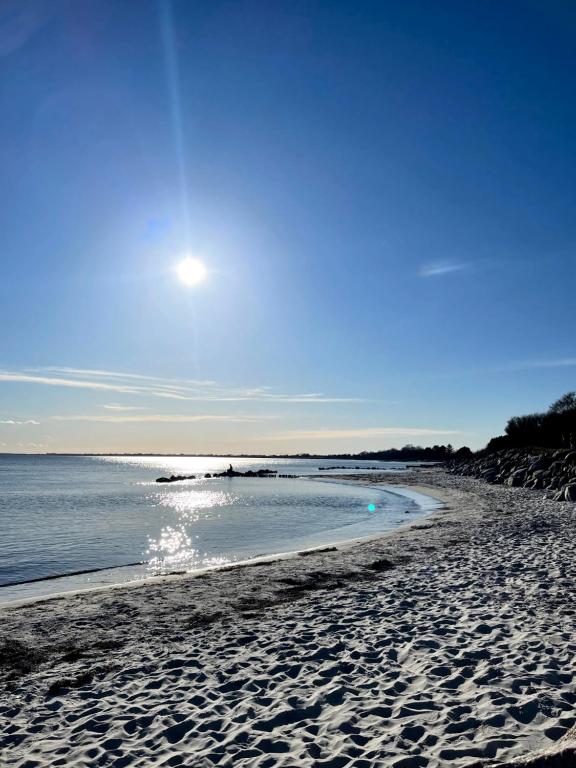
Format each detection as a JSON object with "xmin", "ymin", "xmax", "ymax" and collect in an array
[{"xmin": 368, "ymin": 503, "xmax": 376, "ymax": 512}]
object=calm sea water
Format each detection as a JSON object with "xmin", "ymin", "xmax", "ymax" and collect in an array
[{"xmin": 0, "ymin": 455, "xmax": 438, "ymax": 603}]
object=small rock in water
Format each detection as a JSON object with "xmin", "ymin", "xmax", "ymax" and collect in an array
[{"xmin": 155, "ymin": 474, "xmax": 196, "ymax": 483}]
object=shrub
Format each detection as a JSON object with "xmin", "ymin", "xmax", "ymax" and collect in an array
[{"xmin": 501, "ymin": 393, "xmax": 576, "ymax": 449}]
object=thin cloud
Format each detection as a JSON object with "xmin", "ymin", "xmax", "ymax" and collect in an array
[
  {"xmin": 39, "ymin": 366, "xmax": 216, "ymax": 387},
  {"xmin": 51, "ymin": 414, "xmax": 270, "ymax": 424},
  {"xmin": 103, "ymin": 404, "xmax": 149, "ymax": 411},
  {"xmin": 422, "ymin": 356, "xmax": 576, "ymax": 381},
  {"xmin": 262, "ymin": 427, "xmax": 461, "ymax": 441},
  {"xmin": 0, "ymin": 419, "xmax": 40, "ymax": 425},
  {"xmin": 419, "ymin": 262, "xmax": 470, "ymax": 277},
  {"xmin": 0, "ymin": 367, "xmax": 360, "ymax": 404},
  {"xmin": 0, "ymin": 372, "xmax": 140, "ymax": 394},
  {"xmin": 506, "ymin": 357, "xmax": 576, "ymax": 371}
]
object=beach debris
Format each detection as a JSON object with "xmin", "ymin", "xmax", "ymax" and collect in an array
[
  {"xmin": 297, "ymin": 546, "xmax": 337, "ymax": 557},
  {"xmin": 0, "ymin": 638, "xmax": 46, "ymax": 677},
  {"xmin": 366, "ymin": 558, "xmax": 395, "ymax": 572}
]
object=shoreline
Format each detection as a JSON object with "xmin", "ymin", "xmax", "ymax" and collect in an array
[
  {"xmin": 2, "ymin": 468, "xmax": 575, "ymax": 767},
  {"xmin": 0, "ymin": 481, "xmax": 444, "ymax": 610}
]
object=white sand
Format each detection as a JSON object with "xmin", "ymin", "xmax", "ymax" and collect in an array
[{"xmin": 1, "ymin": 469, "xmax": 575, "ymax": 767}]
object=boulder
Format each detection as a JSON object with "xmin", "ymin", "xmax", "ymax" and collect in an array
[
  {"xmin": 565, "ymin": 485, "xmax": 576, "ymax": 502},
  {"xmin": 529, "ymin": 457, "xmax": 554, "ymax": 471},
  {"xmin": 507, "ymin": 469, "xmax": 527, "ymax": 487},
  {"xmin": 448, "ymin": 447, "xmax": 576, "ymax": 501}
]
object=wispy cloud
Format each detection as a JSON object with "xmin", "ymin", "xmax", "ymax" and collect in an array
[
  {"xmin": 418, "ymin": 261, "xmax": 470, "ymax": 277},
  {"xmin": 51, "ymin": 414, "xmax": 271, "ymax": 424},
  {"xmin": 40, "ymin": 367, "xmax": 217, "ymax": 387},
  {"xmin": 505, "ymin": 357, "xmax": 576, "ymax": 371},
  {"xmin": 0, "ymin": 419, "xmax": 40, "ymax": 425},
  {"xmin": 0, "ymin": 371, "xmax": 140, "ymax": 394},
  {"xmin": 262, "ymin": 427, "xmax": 461, "ymax": 441},
  {"xmin": 103, "ymin": 404, "xmax": 149, "ymax": 411},
  {"xmin": 0, "ymin": 367, "xmax": 360, "ymax": 404},
  {"xmin": 423, "ymin": 356, "xmax": 576, "ymax": 381}
]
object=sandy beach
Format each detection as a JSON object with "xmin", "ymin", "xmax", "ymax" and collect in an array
[{"xmin": 1, "ymin": 468, "xmax": 575, "ymax": 767}]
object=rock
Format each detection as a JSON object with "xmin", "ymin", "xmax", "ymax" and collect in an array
[
  {"xmin": 448, "ymin": 447, "xmax": 576, "ymax": 502},
  {"xmin": 507, "ymin": 469, "xmax": 526, "ymax": 487},
  {"xmin": 155, "ymin": 474, "xmax": 196, "ymax": 483},
  {"xmin": 565, "ymin": 485, "xmax": 576, "ymax": 502},
  {"xmin": 529, "ymin": 457, "xmax": 554, "ymax": 471},
  {"xmin": 211, "ymin": 467, "xmax": 278, "ymax": 478}
]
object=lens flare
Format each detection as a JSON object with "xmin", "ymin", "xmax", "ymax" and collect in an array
[{"xmin": 176, "ymin": 257, "xmax": 207, "ymax": 286}]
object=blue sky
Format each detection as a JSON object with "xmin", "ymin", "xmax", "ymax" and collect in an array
[{"xmin": 1, "ymin": 0, "xmax": 575, "ymax": 454}]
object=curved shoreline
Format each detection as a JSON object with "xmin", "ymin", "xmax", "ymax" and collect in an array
[
  {"xmin": 3, "ymin": 468, "xmax": 575, "ymax": 768},
  {"xmin": 0, "ymin": 481, "xmax": 445, "ymax": 610}
]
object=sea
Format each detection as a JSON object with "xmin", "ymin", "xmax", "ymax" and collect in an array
[{"xmin": 0, "ymin": 454, "xmax": 440, "ymax": 605}]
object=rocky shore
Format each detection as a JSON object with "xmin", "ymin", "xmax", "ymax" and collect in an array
[{"xmin": 448, "ymin": 448, "xmax": 576, "ymax": 502}]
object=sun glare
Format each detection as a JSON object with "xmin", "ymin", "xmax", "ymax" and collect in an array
[{"xmin": 176, "ymin": 257, "xmax": 207, "ymax": 286}]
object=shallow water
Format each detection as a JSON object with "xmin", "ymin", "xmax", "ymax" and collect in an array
[{"xmin": 0, "ymin": 455, "xmax": 437, "ymax": 603}]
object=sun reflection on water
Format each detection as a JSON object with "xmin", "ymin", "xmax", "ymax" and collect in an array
[
  {"xmin": 157, "ymin": 489, "xmax": 232, "ymax": 517},
  {"xmin": 147, "ymin": 525, "xmax": 191, "ymax": 560},
  {"xmin": 146, "ymin": 487, "xmax": 236, "ymax": 574}
]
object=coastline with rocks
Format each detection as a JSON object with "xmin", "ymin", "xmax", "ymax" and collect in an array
[{"xmin": 449, "ymin": 448, "xmax": 576, "ymax": 502}]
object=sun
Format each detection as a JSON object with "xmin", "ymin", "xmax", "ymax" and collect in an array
[{"xmin": 175, "ymin": 257, "xmax": 207, "ymax": 286}]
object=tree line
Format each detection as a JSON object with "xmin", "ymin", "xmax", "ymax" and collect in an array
[
  {"xmin": 485, "ymin": 392, "xmax": 576, "ymax": 452},
  {"xmin": 313, "ymin": 444, "xmax": 470, "ymax": 462}
]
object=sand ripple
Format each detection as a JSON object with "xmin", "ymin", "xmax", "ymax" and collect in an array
[{"xmin": 1, "ymin": 471, "xmax": 575, "ymax": 767}]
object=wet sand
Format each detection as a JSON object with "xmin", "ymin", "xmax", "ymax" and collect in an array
[{"xmin": 1, "ymin": 468, "xmax": 575, "ymax": 767}]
